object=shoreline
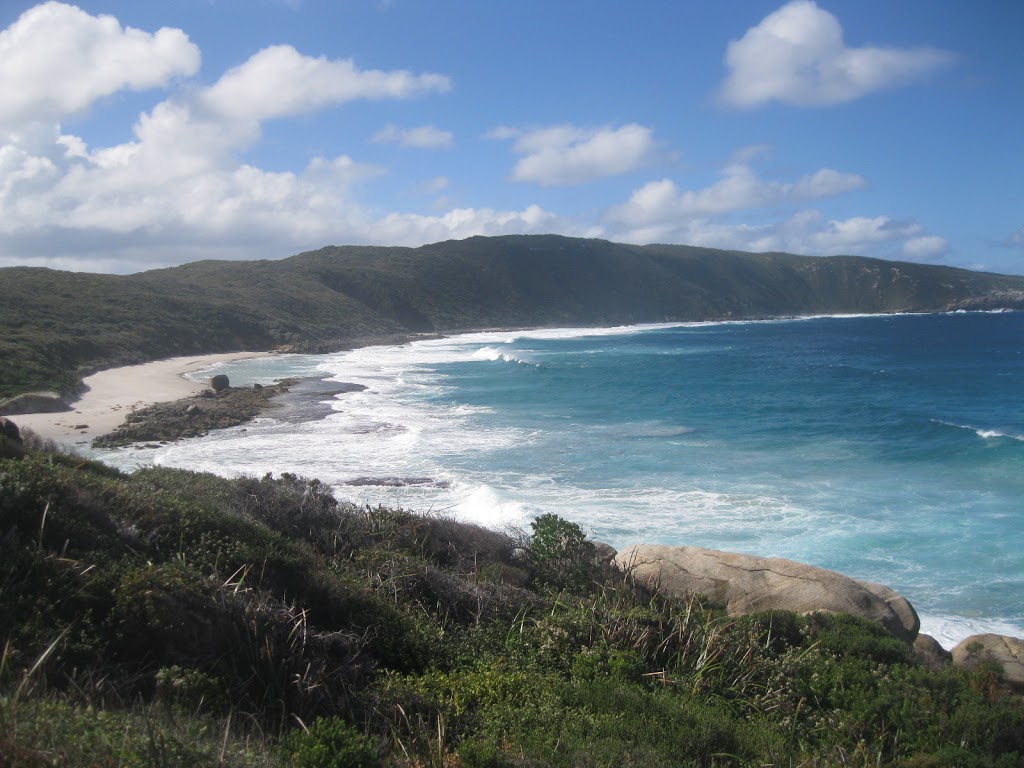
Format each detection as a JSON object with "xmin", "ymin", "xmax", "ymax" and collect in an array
[
  {"xmin": 6, "ymin": 309, "xmax": 1014, "ymax": 449},
  {"xmin": 6, "ymin": 319, "xmax": 1022, "ymax": 652},
  {"xmin": 13, "ymin": 351, "xmax": 274, "ymax": 449}
]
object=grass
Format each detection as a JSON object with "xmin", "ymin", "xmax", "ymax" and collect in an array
[{"xmin": 1, "ymin": 448, "xmax": 1023, "ymax": 766}]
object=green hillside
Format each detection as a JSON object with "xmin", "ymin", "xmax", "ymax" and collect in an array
[
  {"xmin": 4, "ymin": 235, "xmax": 1024, "ymax": 399},
  {"xmin": 2, "ymin": 447, "xmax": 1022, "ymax": 765}
]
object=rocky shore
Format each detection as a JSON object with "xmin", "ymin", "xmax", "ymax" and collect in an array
[
  {"xmin": 613, "ymin": 542, "xmax": 1024, "ymax": 688},
  {"xmin": 90, "ymin": 374, "xmax": 369, "ymax": 448},
  {"xmin": 91, "ymin": 379, "xmax": 298, "ymax": 447}
]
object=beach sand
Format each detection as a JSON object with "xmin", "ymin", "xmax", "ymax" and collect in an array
[{"xmin": 13, "ymin": 352, "xmax": 272, "ymax": 449}]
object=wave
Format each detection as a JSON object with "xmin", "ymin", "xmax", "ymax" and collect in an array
[
  {"xmin": 934, "ymin": 419, "xmax": 1024, "ymax": 442},
  {"xmin": 919, "ymin": 613, "xmax": 1024, "ymax": 651},
  {"xmin": 472, "ymin": 346, "xmax": 537, "ymax": 366},
  {"xmin": 343, "ymin": 476, "xmax": 451, "ymax": 489}
]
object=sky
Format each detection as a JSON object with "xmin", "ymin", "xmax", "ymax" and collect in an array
[{"xmin": 0, "ymin": 1, "xmax": 1021, "ymax": 275}]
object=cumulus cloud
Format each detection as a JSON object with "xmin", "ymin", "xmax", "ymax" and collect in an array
[
  {"xmin": 902, "ymin": 235, "xmax": 948, "ymax": 259},
  {"xmin": 608, "ymin": 161, "xmax": 865, "ymax": 224},
  {"xmin": 202, "ymin": 45, "xmax": 450, "ymax": 121},
  {"xmin": 494, "ymin": 123, "xmax": 660, "ymax": 186},
  {"xmin": 607, "ymin": 208, "xmax": 940, "ymax": 260},
  {"xmin": 719, "ymin": 0, "xmax": 956, "ymax": 108},
  {"xmin": 0, "ymin": 2, "xmax": 200, "ymax": 127},
  {"xmin": 604, "ymin": 157, "xmax": 941, "ymax": 260},
  {"xmin": 373, "ymin": 124, "xmax": 454, "ymax": 149},
  {"xmin": 0, "ymin": 4, "xmax": 484, "ymax": 272}
]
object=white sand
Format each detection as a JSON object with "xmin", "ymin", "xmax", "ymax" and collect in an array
[{"xmin": 13, "ymin": 352, "xmax": 273, "ymax": 449}]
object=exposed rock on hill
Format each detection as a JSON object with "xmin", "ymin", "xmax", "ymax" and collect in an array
[{"xmin": 615, "ymin": 543, "xmax": 920, "ymax": 643}]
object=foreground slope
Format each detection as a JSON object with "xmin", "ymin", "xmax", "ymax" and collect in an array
[
  {"xmin": 2, "ymin": 448, "xmax": 1023, "ymax": 765},
  {"xmin": 4, "ymin": 235, "xmax": 1024, "ymax": 398}
]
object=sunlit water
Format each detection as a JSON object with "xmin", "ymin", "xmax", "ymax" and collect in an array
[{"xmin": 93, "ymin": 312, "xmax": 1024, "ymax": 649}]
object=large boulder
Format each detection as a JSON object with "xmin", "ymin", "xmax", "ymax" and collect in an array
[
  {"xmin": 0, "ymin": 391, "xmax": 70, "ymax": 416},
  {"xmin": 913, "ymin": 633, "xmax": 952, "ymax": 670},
  {"xmin": 615, "ymin": 544, "xmax": 919, "ymax": 644},
  {"xmin": 0, "ymin": 416, "xmax": 25, "ymax": 459},
  {"xmin": 951, "ymin": 633, "xmax": 1024, "ymax": 689}
]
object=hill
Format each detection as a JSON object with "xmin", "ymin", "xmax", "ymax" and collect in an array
[
  {"xmin": 4, "ymin": 235, "xmax": 1024, "ymax": 399},
  {"xmin": 2, "ymin": 447, "xmax": 1022, "ymax": 765}
]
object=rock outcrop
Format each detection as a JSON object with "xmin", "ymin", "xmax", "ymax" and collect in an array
[
  {"xmin": 951, "ymin": 633, "xmax": 1024, "ymax": 689},
  {"xmin": 92, "ymin": 380, "xmax": 295, "ymax": 447},
  {"xmin": 913, "ymin": 634, "xmax": 952, "ymax": 670},
  {"xmin": 615, "ymin": 544, "xmax": 919, "ymax": 644},
  {"xmin": 0, "ymin": 391, "xmax": 69, "ymax": 416},
  {"xmin": 0, "ymin": 416, "xmax": 25, "ymax": 459}
]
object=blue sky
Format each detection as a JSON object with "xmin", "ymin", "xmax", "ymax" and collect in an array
[{"xmin": 0, "ymin": 1, "xmax": 1021, "ymax": 274}]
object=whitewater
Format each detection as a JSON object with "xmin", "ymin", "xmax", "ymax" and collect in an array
[{"xmin": 93, "ymin": 311, "xmax": 1024, "ymax": 649}]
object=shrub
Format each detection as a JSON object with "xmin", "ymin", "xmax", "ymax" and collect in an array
[
  {"xmin": 284, "ymin": 717, "xmax": 380, "ymax": 768},
  {"xmin": 528, "ymin": 513, "xmax": 598, "ymax": 590}
]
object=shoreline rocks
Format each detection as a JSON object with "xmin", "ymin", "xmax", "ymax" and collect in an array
[
  {"xmin": 951, "ymin": 633, "xmax": 1024, "ymax": 690},
  {"xmin": 614, "ymin": 543, "xmax": 920, "ymax": 644},
  {"xmin": 92, "ymin": 380, "xmax": 296, "ymax": 447}
]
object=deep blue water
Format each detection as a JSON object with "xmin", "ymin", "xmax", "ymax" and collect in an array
[{"xmin": 95, "ymin": 312, "xmax": 1024, "ymax": 647}]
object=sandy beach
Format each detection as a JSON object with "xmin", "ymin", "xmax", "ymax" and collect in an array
[{"xmin": 13, "ymin": 352, "xmax": 273, "ymax": 449}]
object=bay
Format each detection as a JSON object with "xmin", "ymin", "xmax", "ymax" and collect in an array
[{"xmin": 93, "ymin": 311, "xmax": 1024, "ymax": 648}]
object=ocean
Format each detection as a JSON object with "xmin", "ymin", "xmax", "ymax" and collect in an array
[{"xmin": 93, "ymin": 311, "xmax": 1024, "ymax": 649}]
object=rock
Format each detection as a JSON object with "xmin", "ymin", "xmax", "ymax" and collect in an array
[
  {"xmin": 856, "ymin": 579, "xmax": 921, "ymax": 639},
  {"xmin": 951, "ymin": 634, "xmax": 1024, "ymax": 689},
  {"xmin": 0, "ymin": 391, "xmax": 70, "ymax": 416},
  {"xmin": 615, "ymin": 544, "xmax": 919, "ymax": 643},
  {"xmin": 209, "ymin": 374, "xmax": 230, "ymax": 392},
  {"xmin": 591, "ymin": 541, "xmax": 618, "ymax": 567},
  {"xmin": 913, "ymin": 634, "xmax": 951, "ymax": 669},
  {"xmin": 0, "ymin": 416, "xmax": 25, "ymax": 459}
]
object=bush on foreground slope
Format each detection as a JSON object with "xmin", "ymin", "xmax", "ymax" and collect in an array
[{"xmin": 1, "ymin": 448, "xmax": 1023, "ymax": 766}]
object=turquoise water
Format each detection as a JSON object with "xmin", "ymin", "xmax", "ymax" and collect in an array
[{"xmin": 94, "ymin": 312, "xmax": 1024, "ymax": 647}]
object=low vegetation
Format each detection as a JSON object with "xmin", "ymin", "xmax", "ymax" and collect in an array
[
  {"xmin": 2, "ymin": 445, "xmax": 1023, "ymax": 766},
  {"xmin": 5, "ymin": 234, "xmax": 1024, "ymax": 399}
]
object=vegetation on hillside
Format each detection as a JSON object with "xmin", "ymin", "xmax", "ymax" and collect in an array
[
  {"xmin": 5, "ymin": 235, "xmax": 1024, "ymax": 399},
  {"xmin": 2, "ymin": 444, "xmax": 1023, "ymax": 766}
]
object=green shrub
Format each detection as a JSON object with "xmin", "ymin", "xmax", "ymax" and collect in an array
[
  {"xmin": 283, "ymin": 717, "xmax": 380, "ymax": 768},
  {"xmin": 528, "ymin": 513, "xmax": 598, "ymax": 590}
]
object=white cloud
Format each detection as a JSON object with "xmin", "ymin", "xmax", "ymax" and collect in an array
[
  {"xmin": 902, "ymin": 235, "xmax": 948, "ymax": 259},
  {"xmin": 605, "ymin": 167, "xmax": 942, "ymax": 259},
  {"xmin": 608, "ymin": 161, "xmax": 865, "ymax": 224},
  {"xmin": 202, "ymin": 44, "xmax": 451, "ymax": 122},
  {"xmin": 495, "ymin": 123, "xmax": 660, "ymax": 186},
  {"xmin": 0, "ymin": 5, "xmax": 473, "ymax": 271},
  {"xmin": 806, "ymin": 214, "xmax": 921, "ymax": 252},
  {"xmin": 373, "ymin": 124, "xmax": 454, "ymax": 149},
  {"xmin": 719, "ymin": 0, "xmax": 955, "ymax": 108},
  {"xmin": 0, "ymin": 2, "xmax": 200, "ymax": 127}
]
